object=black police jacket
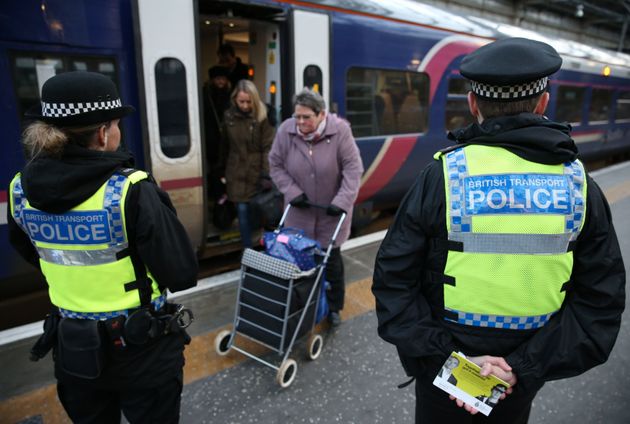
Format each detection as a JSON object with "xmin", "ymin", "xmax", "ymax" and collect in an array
[
  {"xmin": 372, "ymin": 113, "xmax": 626, "ymax": 392},
  {"xmin": 8, "ymin": 144, "xmax": 199, "ymax": 293},
  {"xmin": 8, "ymin": 145, "xmax": 198, "ymax": 386}
]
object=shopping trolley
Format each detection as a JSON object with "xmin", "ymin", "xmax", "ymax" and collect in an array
[{"xmin": 214, "ymin": 203, "xmax": 346, "ymax": 388}]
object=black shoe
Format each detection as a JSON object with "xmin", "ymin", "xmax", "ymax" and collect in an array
[{"xmin": 328, "ymin": 311, "xmax": 341, "ymax": 327}]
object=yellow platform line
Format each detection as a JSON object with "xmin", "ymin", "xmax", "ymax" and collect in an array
[
  {"xmin": 0, "ymin": 278, "xmax": 375, "ymax": 424},
  {"xmin": 603, "ymin": 181, "xmax": 630, "ymax": 205}
]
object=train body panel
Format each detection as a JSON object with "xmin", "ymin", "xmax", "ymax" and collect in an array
[{"xmin": 1, "ymin": 0, "xmax": 630, "ymax": 328}]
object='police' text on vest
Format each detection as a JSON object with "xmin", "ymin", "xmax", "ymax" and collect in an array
[
  {"xmin": 464, "ymin": 174, "xmax": 572, "ymax": 215},
  {"xmin": 23, "ymin": 210, "xmax": 112, "ymax": 244}
]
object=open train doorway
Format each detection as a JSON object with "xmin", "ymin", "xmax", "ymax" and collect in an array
[{"xmin": 197, "ymin": 4, "xmax": 284, "ymax": 257}]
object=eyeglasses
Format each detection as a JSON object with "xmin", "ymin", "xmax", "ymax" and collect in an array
[{"xmin": 292, "ymin": 113, "xmax": 316, "ymax": 121}]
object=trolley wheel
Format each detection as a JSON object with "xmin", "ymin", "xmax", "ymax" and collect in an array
[
  {"xmin": 276, "ymin": 359, "xmax": 298, "ymax": 388},
  {"xmin": 307, "ymin": 334, "xmax": 324, "ymax": 360},
  {"xmin": 214, "ymin": 329, "xmax": 232, "ymax": 356}
]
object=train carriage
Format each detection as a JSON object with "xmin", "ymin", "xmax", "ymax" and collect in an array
[{"xmin": 1, "ymin": 0, "xmax": 630, "ymax": 329}]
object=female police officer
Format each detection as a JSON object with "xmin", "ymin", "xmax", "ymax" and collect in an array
[{"xmin": 8, "ymin": 71, "xmax": 198, "ymax": 423}]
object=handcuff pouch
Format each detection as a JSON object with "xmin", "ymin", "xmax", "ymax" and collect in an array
[{"xmin": 57, "ymin": 318, "xmax": 104, "ymax": 379}]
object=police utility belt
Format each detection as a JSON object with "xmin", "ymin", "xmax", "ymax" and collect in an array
[{"xmin": 30, "ymin": 296, "xmax": 193, "ymax": 380}]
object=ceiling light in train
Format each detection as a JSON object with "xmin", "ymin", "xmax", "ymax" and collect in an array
[
  {"xmin": 602, "ymin": 66, "xmax": 611, "ymax": 77},
  {"xmin": 205, "ymin": 20, "xmax": 211, "ymax": 25},
  {"xmin": 575, "ymin": 4, "xmax": 584, "ymax": 18},
  {"xmin": 229, "ymin": 22, "xmax": 235, "ymax": 28}
]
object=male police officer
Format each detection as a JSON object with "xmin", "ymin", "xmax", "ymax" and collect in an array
[{"xmin": 372, "ymin": 37, "xmax": 625, "ymax": 423}]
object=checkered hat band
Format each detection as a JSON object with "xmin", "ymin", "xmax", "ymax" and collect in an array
[
  {"xmin": 42, "ymin": 99, "xmax": 123, "ymax": 118},
  {"xmin": 471, "ymin": 77, "xmax": 548, "ymax": 100}
]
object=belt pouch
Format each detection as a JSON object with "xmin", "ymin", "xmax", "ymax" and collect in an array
[{"xmin": 57, "ymin": 318, "xmax": 105, "ymax": 379}]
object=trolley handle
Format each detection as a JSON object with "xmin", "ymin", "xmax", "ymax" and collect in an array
[{"xmin": 278, "ymin": 202, "xmax": 347, "ymax": 249}]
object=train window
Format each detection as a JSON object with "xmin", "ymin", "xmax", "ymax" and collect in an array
[
  {"xmin": 346, "ymin": 67, "xmax": 429, "ymax": 137},
  {"xmin": 445, "ymin": 78, "xmax": 473, "ymax": 131},
  {"xmin": 615, "ymin": 91, "xmax": 630, "ymax": 121},
  {"xmin": 588, "ymin": 89, "xmax": 613, "ymax": 124},
  {"xmin": 448, "ymin": 78, "xmax": 471, "ymax": 95},
  {"xmin": 155, "ymin": 58, "xmax": 190, "ymax": 158},
  {"xmin": 303, "ymin": 65, "xmax": 323, "ymax": 95},
  {"xmin": 555, "ymin": 86, "xmax": 585, "ymax": 125},
  {"xmin": 10, "ymin": 53, "xmax": 118, "ymax": 125}
]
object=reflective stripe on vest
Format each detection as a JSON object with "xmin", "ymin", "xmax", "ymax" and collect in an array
[
  {"xmin": 11, "ymin": 173, "xmax": 129, "ymax": 264},
  {"xmin": 440, "ymin": 145, "xmax": 587, "ymax": 330},
  {"xmin": 444, "ymin": 147, "xmax": 585, "ymax": 254},
  {"xmin": 9, "ymin": 170, "xmax": 161, "ymax": 313}
]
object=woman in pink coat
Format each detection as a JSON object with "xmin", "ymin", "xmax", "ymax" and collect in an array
[{"xmin": 269, "ymin": 89, "xmax": 364, "ymax": 326}]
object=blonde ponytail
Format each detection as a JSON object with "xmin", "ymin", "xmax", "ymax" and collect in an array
[
  {"xmin": 22, "ymin": 121, "xmax": 68, "ymax": 158},
  {"xmin": 22, "ymin": 121, "xmax": 106, "ymax": 158}
]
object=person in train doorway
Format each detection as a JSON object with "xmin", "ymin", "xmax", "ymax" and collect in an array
[
  {"xmin": 372, "ymin": 37, "xmax": 625, "ymax": 423},
  {"xmin": 223, "ymin": 79, "xmax": 275, "ymax": 247},
  {"xmin": 7, "ymin": 71, "xmax": 198, "ymax": 424},
  {"xmin": 217, "ymin": 43, "xmax": 251, "ymax": 88},
  {"xmin": 269, "ymin": 89, "xmax": 364, "ymax": 327},
  {"xmin": 204, "ymin": 65, "xmax": 232, "ymax": 204}
]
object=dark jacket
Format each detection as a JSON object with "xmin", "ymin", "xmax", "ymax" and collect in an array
[
  {"xmin": 8, "ymin": 145, "xmax": 198, "ymax": 291},
  {"xmin": 203, "ymin": 83, "xmax": 231, "ymax": 167},
  {"xmin": 8, "ymin": 145, "xmax": 198, "ymax": 386},
  {"xmin": 223, "ymin": 107, "xmax": 275, "ymax": 203},
  {"xmin": 372, "ymin": 113, "xmax": 626, "ymax": 392},
  {"xmin": 227, "ymin": 57, "xmax": 250, "ymax": 88}
]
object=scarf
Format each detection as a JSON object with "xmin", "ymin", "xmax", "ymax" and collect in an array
[{"xmin": 297, "ymin": 113, "xmax": 327, "ymax": 142}]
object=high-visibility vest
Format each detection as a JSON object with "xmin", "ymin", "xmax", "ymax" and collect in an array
[
  {"xmin": 10, "ymin": 169, "xmax": 162, "ymax": 316},
  {"xmin": 434, "ymin": 145, "xmax": 587, "ymax": 330}
]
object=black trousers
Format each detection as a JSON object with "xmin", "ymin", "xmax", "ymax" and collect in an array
[
  {"xmin": 326, "ymin": 247, "xmax": 345, "ymax": 312},
  {"xmin": 415, "ymin": 378, "xmax": 541, "ymax": 423},
  {"xmin": 57, "ymin": 372, "xmax": 183, "ymax": 424},
  {"xmin": 55, "ymin": 330, "xmax": 187, "ymax": 424}
]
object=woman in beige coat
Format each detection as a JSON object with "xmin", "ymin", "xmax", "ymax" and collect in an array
[{"xmin": 223, "ymin": 80, "xmax": 275, "ymax": 247}]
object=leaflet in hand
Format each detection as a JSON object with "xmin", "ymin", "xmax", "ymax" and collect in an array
[{"xmin": 432, "ymin": 351, "xmax": 511, "ymax": 416}]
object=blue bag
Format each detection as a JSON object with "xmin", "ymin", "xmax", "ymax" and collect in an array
[
  {"xmin": 315, "ymin": 280, "xmax": 330, "ymax": 324},
  {"xmin": 263, "ymin": 228, "xmax": 320, "ymax": 270}
]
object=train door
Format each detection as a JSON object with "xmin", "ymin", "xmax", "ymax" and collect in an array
[
  {"xmin": 292, "ymin": 10, "xmax": 330, "ymax": 105},
  {"xmin": 197, "ymin": 2, "xmax": 286, "ymax": 256},
  {"xmin": 134, "ymin": 0, "xmax": 204, "ymax": 250}
]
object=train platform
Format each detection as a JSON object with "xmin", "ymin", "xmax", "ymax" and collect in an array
[{"xmin": 1, "ymin": 161, "xmax": 630, "ymax": 424}]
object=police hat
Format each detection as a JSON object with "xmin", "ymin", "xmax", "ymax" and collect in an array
[
  {"xmin": 208, "ymin": 65, "xmax": 230, "ymax": 80},
  {"xmin": 460, "ymin": 37, "xmax": 562, "ymax": 101},
  {"xmin": 26, "ymin": 71, "xmax": 135, "ymax": 127}
]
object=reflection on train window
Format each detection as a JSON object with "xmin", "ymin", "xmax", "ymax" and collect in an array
[
  {"xmin": 616, "ymin": 91, "xmax": 630, "ymax": 121},
  {"xmin": 155, "ymin": 58, "xmax": 190, "ymax": 158},
  {"xmin": 448, "ymin": 78, "xmax": 470, "ymax": 95},
  {"xmin": 346, "ymin": 67, "xmax": 429, "ymax": 137},
  {"xmin": 445, "ymin": 78, "xmax": 473, "ymax": 131},
  {"xmin": 588, "ymin": 88, "xmax": 612, "ymax": 124},
  {"xmin": 10, "ymin": 53, "xmax": 117, "ymax": 124},
  {"xmin": 303, "ymin": 65, "xmax": 323, "ymax": 95},
  {"xmin": 588, "ymin": 89, "xmax": 613, "ymax": 123},
  {"xmin": 555, "ymin": 86, "xmax": 585, "ymax": 125}
]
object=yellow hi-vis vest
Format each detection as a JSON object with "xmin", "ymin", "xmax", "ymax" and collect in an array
[
  {"xmin": 435, "ymin": 145, "xmax": 587, "ymax": 330},
  {"xmin": 9, "ymin": 169, "xmax": 162, "ymax": 318}
]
